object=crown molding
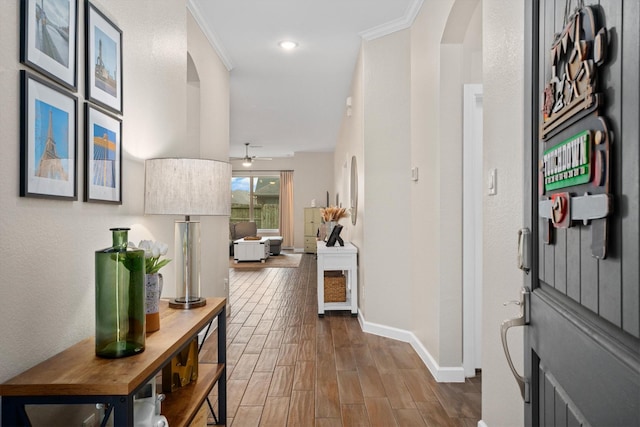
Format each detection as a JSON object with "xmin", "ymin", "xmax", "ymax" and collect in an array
[
  {"xmin": 359, "ymin": 0, "xmax": 424, "ymax": 41},
  {"xmin": 187, "ymin": 0, "xmax": 234, "ymax": 71}
]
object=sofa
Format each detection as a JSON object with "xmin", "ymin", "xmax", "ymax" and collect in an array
[{"xmin": 229, "ymin": 222, "xmax": 282, "ymax": 256}]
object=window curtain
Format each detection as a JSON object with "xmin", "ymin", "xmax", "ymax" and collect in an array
[{"xmin": 279, "ymin": 171, "xmax": 294, "ymax": 247}]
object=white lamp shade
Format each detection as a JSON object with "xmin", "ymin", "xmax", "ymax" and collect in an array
[{"xmin": 144, "ymin": 158, "xmax": 231, "ymax": 216}]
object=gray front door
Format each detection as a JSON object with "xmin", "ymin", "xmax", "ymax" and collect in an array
[{"xmin": 524, "ymin": 1, "xmax": 639, "ymax": 425}]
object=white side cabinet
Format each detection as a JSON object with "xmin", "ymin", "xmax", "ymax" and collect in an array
[
  {"xmin": 316, "ymin": 241, "xmax": 358, "ymax": 315},
  {"xmin": 304, "ymin": 208, "xmax": 323, "ymax": 253},
  {"xmin": 234, "ymin": 238, "xmax": 270, "ymax": 263}
]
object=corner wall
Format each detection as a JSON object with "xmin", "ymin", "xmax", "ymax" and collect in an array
[
  {"xmin": 361, "ymin": 30, "xmax": 413, "ymax": 330},
  {"xmin": 335, "ymin": 49, "xmax": 365, "ymax": 311},
  {"xmin": 481, "ymin": 0, "xmax": 526, "ymax": 425},
  {"xmin": 187, "ymin": 10, "xmax": 231, "ymax": 302}
]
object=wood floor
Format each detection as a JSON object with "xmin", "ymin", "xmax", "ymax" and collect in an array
[{"xmin": 200, "ymin": 253, "xmax": 481, "ymax": 426}]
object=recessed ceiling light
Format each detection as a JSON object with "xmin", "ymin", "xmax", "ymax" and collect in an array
[{"xmin": 279, "ymin": 40, "xmax": 298, "ymax": 50}]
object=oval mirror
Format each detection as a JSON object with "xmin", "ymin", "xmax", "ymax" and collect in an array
[{"xmin": 350, "ymin": 155, "xmax": 358, "ymax": 225}]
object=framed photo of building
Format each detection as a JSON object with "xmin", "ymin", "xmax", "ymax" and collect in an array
[
  {"xmin": 20, "ymin": 71, "xmax": 78, "ymax": 200},
  {"xmin": 86, "ymin": 1, "xmax": 122, "ymax": 114},
  {"xmin": 85, "ymin": 103, "xmax": 122, "ymax": 203},
  {"xmin": 20, "ymin": 0, "xmax": 78, "ymax": 91}
]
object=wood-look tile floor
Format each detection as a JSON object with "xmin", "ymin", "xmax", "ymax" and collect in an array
[{"xmin": 200, "ymin": 253, "xmax": 481, "ymax": 426}]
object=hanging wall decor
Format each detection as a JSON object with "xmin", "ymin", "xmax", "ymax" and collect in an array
[
  {"xmin": 86, "ymin": 1, "xmax": 123, "ymax": 114},
  {"xmin": 20, "ymin": 0, "xmax": 78, "ymax": 91},
  {"xmin": 84, "ymin": 103, "xmax": 122, "ymax": 203},
  {"xmin": 540, "ymin": 4, "xmax": 608, "ymax": 140},
  {"xmin": 538, "ymin": 2, "xmax": 612, "ymax": 259},
  {"xmin": 20, "ymin": 70, "xmax": 78, "ymax": 200}
]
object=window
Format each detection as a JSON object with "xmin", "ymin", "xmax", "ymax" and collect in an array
[{"xmin": 231, "ymin": 175, "xmax": 280, "ymax": 231}]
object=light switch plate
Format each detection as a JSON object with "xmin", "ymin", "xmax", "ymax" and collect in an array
[
  {"xmin": 488, "ymin": 168, "xmax": 497, "ymax": 195},
  {"xmin": 411, "ymin": 167, "xmax": 419, "ymax": 181}
]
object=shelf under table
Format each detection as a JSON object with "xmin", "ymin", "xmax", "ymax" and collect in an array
[
  {"xmin": 1, "ymin": 298, "xmax": 227, "ymax": 426},
  {"xmin": 162, "ymin": 363, "xmax": 225, "ymax": 427}
]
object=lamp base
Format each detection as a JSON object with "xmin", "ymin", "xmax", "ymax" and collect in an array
[{"xmin": 169, "ymin": 297, "xmax": 207, "ymax": 309}]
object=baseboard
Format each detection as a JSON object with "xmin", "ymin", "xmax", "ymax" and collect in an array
[
  {"xmin": 294, "ymin": 247, "xmax": 305, "ymax": 253},
  {"xmin": 478, "ymin": 420, "xmax": 488, "ymax": 427},
  {"xmin": 358, "ymin": 311, "xmax": 466, "ymax": 383}
]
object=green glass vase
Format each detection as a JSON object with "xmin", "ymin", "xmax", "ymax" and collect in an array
[{"xmin": 95, "ymin": 228, "xmax": 146, "ymax": 358}]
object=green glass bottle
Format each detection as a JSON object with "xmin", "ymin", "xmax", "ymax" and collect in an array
[{"xmin": 95, "ymin": 228, "xmax": 146, "ymax": 358}]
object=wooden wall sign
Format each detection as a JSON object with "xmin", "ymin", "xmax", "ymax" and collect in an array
[
  {"xmin": 540, "ymin": 6, "xmax": 607, "ymax": 140},
  {"xmin": 538, "ymin": 4, "xmax": 612, "ymax": 259}
]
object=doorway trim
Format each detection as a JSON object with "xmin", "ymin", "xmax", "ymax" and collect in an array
[{"xmin": 463, "ymin": 83, "xmax": 483, "ymax": 377}]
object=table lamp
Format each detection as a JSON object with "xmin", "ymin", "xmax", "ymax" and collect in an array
[{"xmin": 144, "ymin": 158, "xmax": 231, "ymax": 309}]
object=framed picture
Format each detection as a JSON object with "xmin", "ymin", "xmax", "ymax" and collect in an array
[
  {"xmin": 20, "ymin": 70, "xmax": 77, "ymax": 200},
  {"xmin": 85, "ymin": 103, "xmax": 122, "ymax": 203},
  {"xmin": 20, "ymin": 0, "xmax": 78, "ymax": 91},
  {"xmin": 326, "ymin": 225, "xmax": 344, "ymax": 247},
  {"xmin": 86, "ymin": 1, "xmax": 122, "ymax": 114}
]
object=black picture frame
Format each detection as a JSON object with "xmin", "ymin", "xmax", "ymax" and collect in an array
[
  {"xmin": 20, "ymin": 0, "xmax": 78, "ymax": 91},
  {"xmin": 20, "ymin": 70, "xmax": 78, "ymax": 200},
  {"xmin": 84, "ymin": 103, "xmax": 122, "ymax": 204},
  {"xmin": 85, "ymin": 1, "xmax": 123, "ymax": 114},
  {"xmin": 326, "ymin": 225, "xmax": 344, "ymax": 247}
]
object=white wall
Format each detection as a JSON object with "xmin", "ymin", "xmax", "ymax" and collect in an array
[
  {"xmin": 482, "ymin": 0, "xmax": 526, "ymax": 425},
  {"xmin": 409, "ymin": 0, "xmax": 454, "ymax": 365},
  {"xmin": 334, "ymin": 1, "xmax": 526, "ymax": 424},
  {"xmin": 361, "ymin": 29, "xmax": 413, "ymax": 330},
  {"xmin": 409, "ymin": 0, "xmax": 484, "ymax": 371},
  {"xmin": 0, "ymin": 0, "xmax": 229, "ymax": 388},
  {"xmin": 335, "ymin": 48, "xmax": 365, "ymax": 310},
  {"xmin": 187, "ymin": 10, "xmax": 231, "ymax": 301}
]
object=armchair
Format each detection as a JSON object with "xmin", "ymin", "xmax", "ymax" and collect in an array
[{"xmin": 229, "ymin": 221, "xmax": 257, "ymax": 256}]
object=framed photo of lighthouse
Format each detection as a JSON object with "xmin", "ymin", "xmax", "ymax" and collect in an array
[
  {"xmin": 20, "ymin": 0, "xmax": 78, "ymax": 91},
  {"xmin": 84, "ymin": 103, "xmax": 122, "ymax": 204},
  {"xmin": 86, "ymin": 1, "xmax": 122, "ymax": 114},
  {"xmin": 20, "ymin": 70, "xmax": 78, "ymax": 200}
]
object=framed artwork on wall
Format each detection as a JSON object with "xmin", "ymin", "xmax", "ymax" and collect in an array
[
  {"xmin": 85, "ymin": 103, "xmax": 122, "ymax": 204},
  {"xmin": 85, "ymin": 1, "xmax": 122, "ymax": 114},
  {"xmin": 20, "ymin": 71, "xmax": 78, "ymax": 200},
  {"xmin": 20, "ymin": 0, "xmax": 78, "ymax": 91}
]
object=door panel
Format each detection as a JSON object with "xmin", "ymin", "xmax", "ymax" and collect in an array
[
  {"xmin": 531, "ymin": 286, "xmax": 639, "ymax": 425},
  {"xmin": 525, "ymin": 1, "xmax": 640, "ymax": 425},
  {"xmin": 538, "ymin": 362, "xmax": 586, "ymax": 426}
]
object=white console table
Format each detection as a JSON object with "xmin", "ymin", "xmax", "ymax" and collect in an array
[{"xmin": 316, "ymin": 241, "xmax": 358, "ymax": 316}]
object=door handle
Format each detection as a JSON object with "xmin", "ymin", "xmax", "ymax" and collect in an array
[
  {"xmin": 517, "ymin": 228, "xmax": 531, "ymax": 273},
  {"xmin": 500, "ymin": 287, "xmax": 530, "ymax": 402}
]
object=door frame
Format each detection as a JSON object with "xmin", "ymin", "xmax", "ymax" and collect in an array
[
  {"xmin": 463, "ymin": 83, "xmax": 483, "ymax": 377},
  {"xmin": 523, "ymin": 0, "xmax": 537, "ymax": 421}
]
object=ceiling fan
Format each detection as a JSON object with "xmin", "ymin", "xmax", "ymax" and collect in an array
[{"xmin": 230, "ymin": 143, "xmax": 273, "ymax": 167}]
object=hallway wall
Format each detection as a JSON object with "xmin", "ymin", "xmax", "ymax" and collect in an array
[
  {"xmin": 481, "ymin": 0, "xmax": 526, "ymax": 425},
  {"xmin": 0, "ymin": 0, "xmax": 230, "ymax": 385},
  {"xmin": 186, "ymin": 9, "xmax": 232, "ymax": 304},
  {"xmin": 361, "ymin": 29, "xmax": 413, "ymax": 330},
  {"xmin": 335, "ymin": 0, "xmax": 525, "ymax": 425}
]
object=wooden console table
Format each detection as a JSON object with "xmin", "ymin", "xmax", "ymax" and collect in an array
[
  {"xmin": 0, "ymin": 298, "xmax": 227, "ymax": 426},
  {"xmin": 317, "ymin": 241, "xmax": 358, "ymax": 316}
]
